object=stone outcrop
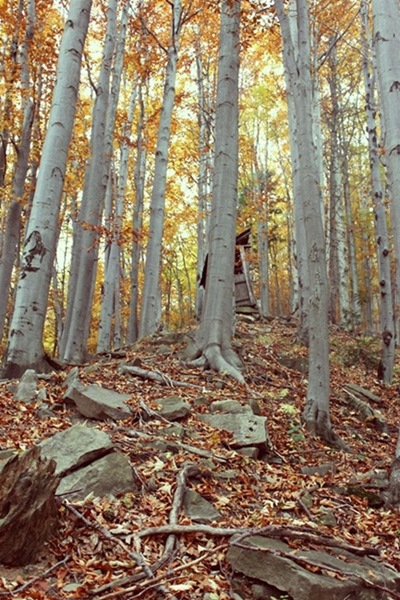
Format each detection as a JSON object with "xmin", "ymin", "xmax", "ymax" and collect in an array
[{"xmin": 227, "ymin": 535, "xmax": 400, "ymax": 600}]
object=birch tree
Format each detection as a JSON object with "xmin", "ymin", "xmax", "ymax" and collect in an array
[
  {"xmin": 97, "ymin": 3, "xmax": 131, "ymax": 353},
  {"xmin": 280, "ymin": 0, "xmax": 310, "ymax": 344},
  {"xmin": 1, "ymin": 0, "xmax": 92, "ymax": 377},
  {"xmin": 187, "ymin": 0, "xmax": 243, "ymax": 381},
  {"xmin": 327, "ymin": 43, "xmax": 351, "ymax": 328},
  {"xmin": 274, "ymin": 0, "xmax": 336, "ymax": 443},
  {"xmin": 363, "ymin": 0, "xmax": 395, "ymax": 383},
  {"xmin": 194, "ymin": 42, "xmax": 214, "ymax": 320},
  {"xmin": 0, "ymin": 0, "xmax": 35, "ymax": 341},
  {"xmin": 139, "ymin": 0, "xmax": 184, "ymax": 338},
  {"xmin": 126, "ymin": 84, "xmax": 146, "ymax": 344},
  {"xmin": 61, "ymin": 0, "xmax": 117, "ymax": 363},
  {"xmin": 371, "ymin": 0, "xmax": 400, "ymax": 340}
]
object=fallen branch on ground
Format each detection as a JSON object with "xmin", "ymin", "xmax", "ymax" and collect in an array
[
  {"xmin": 116, "ymin": 427, "xmax": 229, "ymax": 463},
  {"xmin": 0, "ymin": 556, "xmax": 71, "ymax": 597},
  {"xmin": 92, "ymin": 463, "xmax": 203, "ymax": 596},
  {"xmin": 119, "ymin": 364, "xmax": 203, "ymax": 389},
  {"xmin": 93, "ymin": 543, "xmax": 228, "ymax": 600}
]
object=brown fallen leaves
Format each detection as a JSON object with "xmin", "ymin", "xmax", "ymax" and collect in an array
[{"xmin": 0, "ymin": 317, "xmax": 399, "ymax": 599}]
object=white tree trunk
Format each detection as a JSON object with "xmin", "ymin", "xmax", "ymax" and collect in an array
[
  {"xmin": 139, "ymin": 0, "xmax": 182, "ymax": 338},
  {"xmin": 1, "ymin": 0, "xmax": 92, "ymax": 377},
  {"xmin": 62, "ymin": 0, "xmax": 117, "ymax": 363},
  {"xmin": 0, "ymin": 0, "xmax": 35, "ymax": 340},
  {"xmin": 280, "ymin": 0, "xmax": 310, "ymax": 343},
  {"xmin": 188, "ymin": 0, "xmax": 243, "ymax": 381},
  {"xmin": 342, "ymin": 149, "xmax": 362, "ymax": 327},
  {"xmin": 127, "ymin": 85, "xmax": 146, "ymax": 344},
  {"xmin": 362, "ymin": 0, "xmax": 395, "ymax": 383},
  {"xmin": 327, "ymin": 45, "xmax": 351, "ymax": 328},
  {"xmin": 372, "ymin": 0, "xmax": 400, "ymax": 341},
  {"xmin": 257, "ymin": 209, "xmax": 270, "ymax": 318},
  {"xmin": 195, "ymin": 47, "xmax": 213, "ymax": 320},
  {"xmin": 275, "ymin": 0, "xmax": 335, "ymax": 443},
  {"xmin": 97, "ymin": 5, "xmax": 131, "ymax": 353}
]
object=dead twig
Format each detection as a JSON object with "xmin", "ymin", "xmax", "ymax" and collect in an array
[
  {"xmin": 116, "ymin": 427, "xmax": 229, "ymax": 463},
  {"xmin": 92, "ymin": 464, "xmax": 203, "ymax": 596},
  {"xmin": 64, "ymin": 502, "xmax": 174, "ymax": 599},
  {"xmin": 231, "ymin": 525, "xmax": 380, "ymax": 557},
  {"xmin": 0, "ymin": 555, "xmax": 71, "ymax": 597},
  {"xmin": 119, "ymin": 364, "xmax": 203, "ymax": 390},
  {"xmin": 93, "ymin": 543, "xmax": 228, "ymax": 600}
]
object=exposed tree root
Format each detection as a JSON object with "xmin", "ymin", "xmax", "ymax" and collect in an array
[
  {"xmin": 203, "ymin": 344, "xmax": 245, "ymax": 383},
  {"xmin": 185, "ymin": 341, "xmax": 245, "ymax": 383},
  {"xmin": 302, "ymin": 402, "xmax": 349, "ymax": 451}
]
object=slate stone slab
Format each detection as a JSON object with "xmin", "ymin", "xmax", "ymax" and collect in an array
[
  {"xmin": 64, "ymin": 382, "xmax": 132, "ymax": 420},
  {"xmin": 155, "ymin": 396, "xmax": 191, "ymax": 421},
  {"xmin": 183, "ymin": 489, "xmax": 221, "ymax": 524},
  {"xmin": 210, "ymin": 400, "xmax": 251, "ymax": 414},
  {"xmin": 14, "ymin": 369, "xmax": 38, "ymax": 403},
  {"xmin": 57, "ymin": 451, "xmax": 138, "ymax": 500},
  {"xmin": 198, "ymin": 413, "xmax": 270, "ymax": 451},
  {"xmin": 227, "ymin": 535, "xmax": 400, "ymax": 600},
  {"xmin": 39, "ymin": 424, "xmax": 113, "ymax": 475}
]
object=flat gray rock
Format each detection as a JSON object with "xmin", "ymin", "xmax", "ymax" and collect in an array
[
  {"xmin": 39, "ymin": 424, "xmax": 113, "ymax": 476},
  {"xmin": 155, "ymin": 396, "xmax": 191, "ymax": 421},
  {"xmin": 198, "ymin": 412, "xmax": 270, "ymax": 451},
  {"xmin": 57, "ymin": 451, "xmax": 138, "ymax": 500},
  {"xmin": 14, "ymin": 369, "xmax": 38, "ymax": 403},
  {"xmin": 64, "ymin": 381, "xmax": 132, "ymax": 420},
  {"xmin": 227, "ymin": 535, "xmax": 400, "ymax": 600},
  {"xmin": 209, "ymin": 400, "xmax": 251, "ymax": 414},
  {"xmin": 183, "ymin": 489, "xmax": 221, "ymax": 524}
]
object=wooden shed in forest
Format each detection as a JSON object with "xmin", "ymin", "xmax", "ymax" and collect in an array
[{"xmin": 199, "ymin": 228, "xmax": 259, "ymax": 314}]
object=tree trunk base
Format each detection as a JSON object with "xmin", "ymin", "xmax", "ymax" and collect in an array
[
  {"xmin": 1, "ymin": 354, "xmax": 63, "ymax": 379},
  {"xmin": 302, "ymin": 403, "xmax": 349, "ymax": 450},
  {"xmin": 186, "ymin": 341, "xmax": 245, "ymax": 383},
  {"xmin": 0, "ymin": 446, "xmax": 60, "ymax": 566},
  {"xmin": 385, "ymin": 457, "xmax": 400, "ymax": 506}
]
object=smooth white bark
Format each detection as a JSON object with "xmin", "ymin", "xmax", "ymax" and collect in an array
[
  {"xmin": 127, "ymin": 85, "xmax": 146, "ymax": 344},
  {"xmin": 362, "ymin": 0, "xmax": 395, "ymax": 383},
  {"xmin": 190, "ymin": 0, "xmax": 243, "ymax": 381},
  {"xmin": 0, "ymin": 0, "xmax": 35, "ymax": 340},
  {"xmin": 195, "ymin": 46, "xmax": 213, "ymax": 320},
  {"xmin": 279, "ymin": 0, "xmax": 310, "ymax": 342},
  {"xmin": 62, "ymin": 0, "xmax": 117, "ymax": 363},
  {"xmin": 372, "ymin": 0, "xmax": 400, "ymax": 340},
  {"xmin": 97, "ymin": 5, "xmax": 131, "ymax": 353},
  {"xmin": 139, "ymin": 0, "xmax": 182, "ymax": 338},
  {"xmin": 2, "ymin": 0, "xmax": 92, "ymax": 376},
  {"xmin": 275, "ymin": 0, "xmax": 334, "ymax": 442}
]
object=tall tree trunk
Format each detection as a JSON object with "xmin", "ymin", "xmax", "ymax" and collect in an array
[
  {"xmin": 126, "ymin": 85, "xmax": 146, "ymax": 344},
  {"xmin": 0, "ymin": 0, "xmax": 35, "ymax": 341},
  {"xmin": 327, "ymin": 43, "xmax": 350, "ymax": 329},
  {"xmin": 372, "ymin": 0, "xmax": 400, "ymax": 342},
  {"xmin": 342, "ymin": 142, "xmax": 362, "ymax": 328},
  {"xmin": 257, "ymin": 205, "xmax": 270, "ymax": 318},
  {"xmin": 195, "ymin": 45, "xmax": 214, "ymax": 320},
  {"xmin": 61, "ymin": 0, "xmax": 117, "ymax": 363},
  {"xmin": 187, "ymin": 0, "xmax": 243, "ymax": 382},
  {"xmin": 279, "ymin": 0, "xmax": 310, "ymax": 344},
  {"xmin": 97, "ymin": 4, "xmax": 130, "ymax": 353},
  {"xmin": 362, "ymin": 0, "xmax": 395, "ymax": 383},
  {"xmin": 275, "ymin": 0, "xmax": 336, "ymax": 444},
  {"xmin": 1, "ymin": 0, "xmax": 92, "ymax": 377},
  {"xmin": 139, "ymin": 0, "xmax": 182, "ymax": 338}
]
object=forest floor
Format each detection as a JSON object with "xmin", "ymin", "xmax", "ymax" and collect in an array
[{"xmin": 0, "ymin": 316, "xmax": 400, "ymax": 599}]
